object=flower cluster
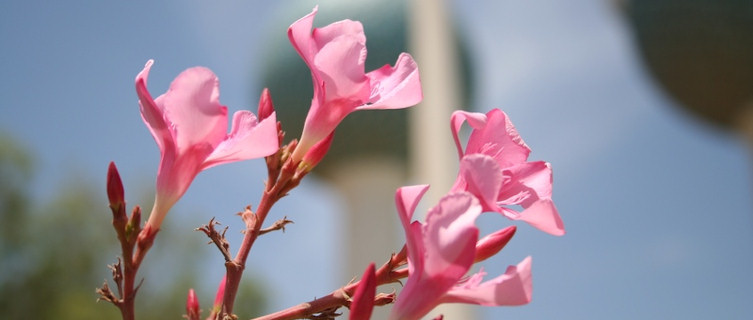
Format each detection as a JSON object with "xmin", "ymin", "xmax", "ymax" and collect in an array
[{"xmin": 99, "ymin": 6, "xmax": 562, "ymax": 320}]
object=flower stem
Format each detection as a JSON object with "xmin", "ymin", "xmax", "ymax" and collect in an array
[{"xmin": 252, "ymin": 247, "xmax": 409, "ymax": 320}]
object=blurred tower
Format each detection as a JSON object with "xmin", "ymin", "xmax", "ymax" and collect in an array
[
  {"xmin": 624, "ymin": 0, "xmax": 753, "ymax": 148},
  {"xmin": 259, "ymin": 0, "xmax": 473, "ymax": 318}
]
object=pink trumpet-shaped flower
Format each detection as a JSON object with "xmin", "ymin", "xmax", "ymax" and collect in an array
[
  {"xmin": 349, "ymin": 263, "xmax": 377, "ymax": 320},
  {"xmin": 451, "ymin": 109, "xmax": 565, "ymax": 236},
  {"xmin": 389, "ymin": 185, "xmax": 532, "ymax": 320},
  {"xmin": 136, "ymin": 60, "xmax": 279, "ymax": 230},
  {"xmin": 287, "ymin": 6, "xmax": 422, "ymax": 163}
]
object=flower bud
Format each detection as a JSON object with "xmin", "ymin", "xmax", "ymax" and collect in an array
[
  {"xmin": 349, "ymin": 263, "xmax": 376, "ymax": 320},
  {"xmin": 299, "ymin": 131, "xmax": 334, "ymax": 172},
  {"xmin": 257, "ymin": 88, "xmax": 275, "ymax": 121},
  {"xmin": 106, "ymin": 162, "xmax": 125, "ymax": 210},
  {"xmin": 212, "ymin": 275, "xmax": 226, "ymax": 314},
  {"xmin": 186, "ymin": 288, "xmax": 200, "ymax": 320},
  {"xmin": 474, "ymin": 226, "xmax": 516, "ymax": 263}
]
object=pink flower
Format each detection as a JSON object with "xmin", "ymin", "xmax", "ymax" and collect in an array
[
  {"xmin": 451, "ymin": 109, "xmax": 565, "ymax": 236},
  {"xmin": 389, "ymin": 185, "xmax": 532, "ymax": 320},
  {"xmin": 136, "ymin": 60, "xmax": 279, "ymax": 230},
  {"xmin": 287, "ymin": 6, "xmax": 422, "ymax": 163}
]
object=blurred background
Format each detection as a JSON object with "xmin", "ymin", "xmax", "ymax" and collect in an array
[{"xmin": 1, "ymin": 0, "xmax": 751, "ymax": 319}]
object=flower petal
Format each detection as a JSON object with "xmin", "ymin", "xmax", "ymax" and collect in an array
[
  {"xmin": 155, "ymin": 66, "xmax": 228, "ymax": 153},
  {"xmin": 422, "ymin": 193, "xmax": 481, "ymax": 280},
  {"xmin": 360, "ymin": 53, "xmax": 422, "ymax": 110},
  {"xmin": 314, "ymin": 35, "xmax": 369, "ymax": 101},
  {"xmin": 395, "ymin": 185, "xmax": 430, "ymax": 273},
  {"xmin": 202, "ymin": 110, "xmax": 279, "ymax": 169},
  {"xmin": 498, "ymin": 161, "xmax": 564, "ymax": 236},
  {"xmin": 466, "ymin": 109, "xmax": 530, "ymax": 168},
  {"xmin": 136, "ymin": 60, "xmax": 173, "ymax": 155},
  {"xmin": 450, "ymin": 110, "xmax": 487, "ymax": 159},
  {"xmin": 442, "ymin": 256, "xmax": 533, "ymax": 306},
  {"xmin": 459, "ymin": 154, "xmax": 503, "ymax": 212}
]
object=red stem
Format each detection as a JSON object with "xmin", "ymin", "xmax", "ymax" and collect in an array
[
  {"xmin": 218, "ymin": 156, "xmax": 301, "ymax": 317},
  {"xmin": 252, "ymin": 248, "xmax": 409, "ymax": 320}
]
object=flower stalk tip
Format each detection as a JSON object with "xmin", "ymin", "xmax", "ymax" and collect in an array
[
  {"xmin": 107, "ymin": 161, "xmax": 125, "ymax": 212},
  {"xmin": 185, "ymin": 288, "xmax": 200, "ymax": 320},
  {"xmin": 474, "ymin": 225, "xmax": 516, "ymax": 263}
]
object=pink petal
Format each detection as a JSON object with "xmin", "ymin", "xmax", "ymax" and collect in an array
[
  {"xmin": 287, "ymin": 7, "xmax": 319, "ymax": 74},
  {"xmin": 155, "ymin": 66, "xmax": 228, "ymax": 153},
  {"xmin": 202, "ymin": 110, "xmax": 279, "ymax": 169},
  {"xmin": 458, "ymin": 154, "xmax": 503, "ymax": 212},
  {"xmin": 136, "ymin": 60, "xmax": 173, "ymax": 155},
  {"xmin": 349, "ymin": 263, "xmax": 377, "ymax": 320},
  {"xmin": 517, "ymin": 199, "xmax": 564, "ymax": 236},
  {"xmin": 442, "ymin": 256, "xmax": 533, "ymax": 306},
  {"xmin": 450, "ymin": 110, "xmax": 487, "ymax": 159},
  {"xmin": 497, "ymin": 161, "xmax": 564, "ymax": 236},
  {"xmin": 422, "ymin": 193, "xmax": 481, "ymax": 280},
  {"xmin": 314, "ymin": 18, "xmax": 366, "ymax": 53},
  {"xmin": 395, "ymin": 185, "xmax": 430, "ymax": 273},
  {"xmin": 361, "ymin": 53, "xmax": 422, "ymax": 110},
  {"xmin": 314, "ymin": 35, "xmax": 369, "ymax": 101},
  {"xmin": 395, "ymin": 185, "xmax": 430, "ymax": 230},
  {"xmin": 466, "ymin": 109, "xmax": 530, "ymax": 168}
]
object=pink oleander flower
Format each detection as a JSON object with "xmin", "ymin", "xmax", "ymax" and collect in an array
[
  {"xmin": 287, "ymin": 6, "xmax": 422, "ymax": 163},
  {"xmin": 451, "ymin": 109, "xmax": 565, "ymax": 236},
  {"xmin": 136, "ymin": 60, "xmax": 279, "ymax": 230},
  {"xmin": 389, "ymin": 185, "xmax": 532, "ymax": 320}
]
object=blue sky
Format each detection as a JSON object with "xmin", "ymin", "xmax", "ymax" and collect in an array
[{"xmin": 1, "ymin": 0, "xmax": 752, "ymax": 319}]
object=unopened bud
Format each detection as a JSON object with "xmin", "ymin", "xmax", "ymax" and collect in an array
[
  {"xmin": 186, "ymin": 288, "xmax": 200, "ymax": 320},
  {"xmin": 257, "ymin": 88, "xmax": 275, "ymax": 120},
  {"xmin": 349, "ymin": 263, "xmax": 376, "ymax": 320},
  {"xmin": 474, "ymin": 226, "xmax": 516, "ymax": 263},
  {"xmin": 212, "ymin": 275, "xmax": 226, "ymax": 314},
  {"xmin": 107, "ymin": 162, "xmax": 125, "ymax": 210},
  {"xmin": 300, "ymin": 132, "xmax": 334, "ymax": 172}
]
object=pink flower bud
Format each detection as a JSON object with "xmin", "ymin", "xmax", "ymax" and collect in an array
[
  {"xmin": 186, "ymin": 288, "xmax": 200, "ymax": 320},
  {"xmin": 300, "ymin": 131, "xmax": 334, "ymax": 171},
  {"xmin": 212, "ymin": 275, "xmax": 226, "ymax": 313},
  {"xmin": 257, "ymin": 88, "xmax": 275, "ymax": 121},
  {"xmin": 474, "ymin": 226, "xmax": 516, "ymax": 263},
  {"xmin": 106, "ymin": 162, "xmax": 125, "ymax": 209},
  {"xmin": 349, "ymin": 263, "xmax": 376, "ymax": 320}
]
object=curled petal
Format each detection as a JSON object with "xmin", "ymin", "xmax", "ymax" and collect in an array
[
  {"xmin": 442, "ymin": 256, "xmax": 533, "ymax": 306},
  {"xmin": 361, "ymin": 53, "xmax": 422, "ymax": 110},
  {"xmin": 498, "ymin": 161, "xmax": 564, "ymax": 236},
  {"xmin": 450, "ymin": 110, "xmax": 487, "ymax": 158},
  {"xmin": 395, "ymin": 185, "xmax": 430, "ymax": 273},
  {"xmin": 465, "ymin": 109, "xmax": 530, "ymax": 168},
  {"xmin": 137, "ymin": 59, "xmax": 172, "ymax": 154},
  {"xmin": 202, "ymin": 111, "xmax": 279, "ymax": 169}
]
